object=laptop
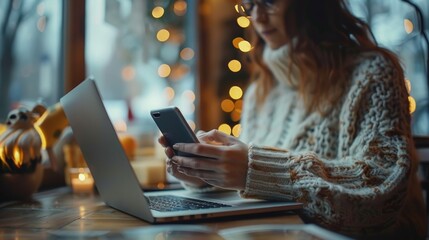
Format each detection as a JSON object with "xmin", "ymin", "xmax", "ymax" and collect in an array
[{"xmin": 60, "ymin": 78, "xmax": 302, "ymax": 223}]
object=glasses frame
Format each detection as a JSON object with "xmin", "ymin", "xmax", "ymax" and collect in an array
[{"xmin": 237, "ymin": 0, "xmax": 278, "ymax": 17}]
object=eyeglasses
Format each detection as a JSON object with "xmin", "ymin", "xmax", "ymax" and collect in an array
[{"xmin": 236, "ymin": 0, "xmax": 278, "ymax": 17}]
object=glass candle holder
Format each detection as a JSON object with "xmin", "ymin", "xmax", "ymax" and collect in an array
[{"xmin": 69, "ymin": 167, "xmax": 94, "ymax": 193}]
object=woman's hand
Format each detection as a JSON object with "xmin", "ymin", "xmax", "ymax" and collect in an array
[
  {"xmin": 158, "ymin": 135, "xmax": 208, "ymax": 188},
  {"xmin": 171, "ymin": 129, "xmax": 249, "ymax": 191}
]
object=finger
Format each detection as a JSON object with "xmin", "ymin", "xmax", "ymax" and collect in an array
[
  {"xmin": 177, "ymin": 166, "xmax": 219, "ymax": 181},
  {"xmin": 164, "ymin": 146, "xmax": 175, "ymax": 158},
  {"xmin": 173, "ymin": 143, "xmax": 225, "ymax": 159},
  {"xmin": 158, "ymin": 135, "xmax": 168, "ymax": 147},
  {"xmin": 172, "ymin": 155, "xmax": 221, "ymax": 172},
  {"xmin": 195, "ymin": 130, "xmax": 206, "ymax": 138},
  {"xmin": 199, "ymin": 129, "xmax": 234, "ymax": 145}
]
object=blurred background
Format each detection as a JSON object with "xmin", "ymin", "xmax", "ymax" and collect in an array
[{"xmin": 0, "ymin": 0, "xmax": 428, "ymax": 148}]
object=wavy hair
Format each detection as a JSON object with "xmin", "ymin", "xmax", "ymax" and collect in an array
[{"xmin": 248, "ymin": 0, "xmax": 403, "ymax": 114}]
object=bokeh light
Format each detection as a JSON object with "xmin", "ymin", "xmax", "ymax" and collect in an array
[
  {"xmin": 229, "ymin": 86, "xmax": 243, "ymax": 100},
  {"xmin": 221, "ymin": 99, "xmax": 235, "ymax": 112},
  {"xmin": 218, "ymin": 124, "xmax": 232, "ymax": 135},
  {"xmin": 158, "ymin": 64, "xmax": 171, "ymax": 78},
  {"xmin": 152, "ymin": 6, "xmax": 165, "ymax": 18},
  {"xmin": 157, "ymin": 29, "xmax": 170, "ymax": 42},
  {"xmin": 228, "ymin": 60, "xmax": 242, "ymax": 72}
]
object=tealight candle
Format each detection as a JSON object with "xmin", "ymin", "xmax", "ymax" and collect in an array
[{"xmin": 70, "ymin": 168, "xmax": 94, "ymax": 193}]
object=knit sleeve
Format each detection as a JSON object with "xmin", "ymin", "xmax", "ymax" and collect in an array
[{"xmin": 239, "ymin": 54, "xmax": 415, "ymax": 233}]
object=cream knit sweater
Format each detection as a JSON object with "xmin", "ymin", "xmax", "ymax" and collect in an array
[{"xmin": 238, "ymin": 45, "xmax": 427, "ymax": 239}]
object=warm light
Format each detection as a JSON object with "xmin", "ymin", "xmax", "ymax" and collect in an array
[
  {"xmin": 232, "ymin": 37, "xmax": 245, "ymax": 49},
  {"xmin": 221, "ymin": 99, "xmax": 235, "ymax": 112},
  {"xmin": 238, "ymin": 40, "xmax": 252, "ymax": 52},
  {"xmin": 180, "ymin": 48, "xmax": 195, "ymax": 60},
  {"xmin": 158, "ymin": 64, "xmax": 171, "ymax": 78},
  {"xmin": 228, "ymin": 60, "xmax": 242, "ymax": 72},
  {"xmin": 170, "ymin": 64, "xmax": 190, "ymax": 81},
  {"xmin": 231, "ymin": 110, "xmax": 241, "ymax": 122},
  {"xmin": 0, "ymin": 147, "xmax": 5, "ymax": 166},
  {"xmin": 121, "ymin": 66, "xmax": 135, "ymax": 81},
  {"xmin": 235, "ymin": 100, "xmax": 243, "ymax": 110},
  {"xmin": 79, "ymin": 206, "xmax": 86, "ymax": 217},
  {"xmin": 237, "ymin": 16, "xmax": 251, "ymax": 28},
  {"xmin": 114, "ymin": 120, "xmax": 127, "ymax": 132},
  {"xmin": 157, "ymin": 182, "xmax": 166, "ymax": 189},
  {"xmin": 234, "ymin": 4, "xmax": 240, "ymax": 13},
  {"xmin": 152, "ymin": 6, "xmax": 165, "ymax": 18},
  {"xmin": 229, "ymin": 86, "xmax": 243, "ymax": 100},
  {"xmin": 218, "ymin": 124, "xmax": 232, "ymax": 135},
  {"xmin": 78, "ymin": 172, "xmax": 87, "ymax": 181},
  {"xmin": 165, "ymin": 87, "xmax": 175, "ymax": 101},
  {"xmin": 156, "ymin": 29, "xmax": 170, "ymax": 42},
  {"xmin": 405, "ymin": 79, "xmax": 411, "ymax": 94},
  {"xmin": 183, "ymin": 90, "xmax": 196, "ymax": 102},
  {"xmin": 409, "ymin": 96, "xmax": 416, "ymax": 114},
  {"xmin": 234, "ymin": 4, "xmax": 245, "ymax": 14},
  {"xmin": 174, "ymin": 0, "xmax": 187, "ymax": 16},
  {"xmin": 232, "ymin": 124, "xmax": 241, "ymax": 137},
  {"xmin": 404, "ymin": 19, "xmax": 414, "ymax": 34},
  {"xmin": 12, "ymin": 146, "xmax": 23, "ymax": 168}
]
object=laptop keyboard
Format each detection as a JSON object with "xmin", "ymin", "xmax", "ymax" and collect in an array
[{"xmin": 147, "ymin": 195, "xmax": 231, "ymax": 212}]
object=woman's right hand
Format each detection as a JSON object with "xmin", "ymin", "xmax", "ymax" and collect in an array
[{"xmin": 158, "ymin": 135, "xmax": 208, "ymax": 188}]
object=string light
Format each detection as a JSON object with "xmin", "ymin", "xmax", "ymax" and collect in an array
[
  {"xmin": 180, "ymin": 48, "xmax": 195, "ymax": 60},
  {"xmin": 174, "ymin": 0, "xmax": 187, "ymax": 16},
  {"xmin": 121, "ymin": 66, "xmax": 135, "ymax": 81},
  {"xmin": 158, "ymin": 64, "xmax": 171, "ymax": 78},
  {"xmin": 164, "ymin": 87, "xmax": 175, "ymax": 101},
  {"xmin": 228, "ymin": 60, "xmax": 242, "ymax": 72},
  {"xmin": 404, "ymin": 19, "xmax": 414, "ymax": 34},
  {"xmin": 229, "ymin": 86, "xmax": 243, "ymax": 100},
  {"xmin": 156, "ymin": 29, "xmax": 170, "ymax": 42},
  {"xmin": 218, "ymin": 124, "xmax": 232, "ymax": 135},
  {"xmin": 152, "ymin": 6, "xmax": 165, "ymax": 18},
  {"xmin": 238, "ymin": 40, "xmax": 252, "ymax": 52},
  {"xmin": 221, "ymin": 99, "xmax": 235, "ymax": 112},
  {"xmin": 232, "ymin": 124, "xmax": 241, "ymax": 137},
  {"xmin": 409, "ymin": 96, "xmax": 416, "ymax": 113},
  {"xmin": 237, "ymin": 16, "xmax": 251, "ymax": 28},
  {"xmin": 232, "ymin": 37, "xmax": 245, "ymax": 49}
]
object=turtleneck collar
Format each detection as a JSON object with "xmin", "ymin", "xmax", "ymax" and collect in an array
[{"xmin": 262, "ymin": 44, "xmax": 299, "ymax": 88}]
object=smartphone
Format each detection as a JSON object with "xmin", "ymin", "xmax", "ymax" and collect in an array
[{"xmin": 150, "ymin": 106, "xmax": 199, "ymax": 157}]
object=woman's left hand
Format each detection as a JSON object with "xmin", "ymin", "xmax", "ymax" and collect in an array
[{"xmin": 172, "ymin": 129, "xmax": 249, "ymax": 191}]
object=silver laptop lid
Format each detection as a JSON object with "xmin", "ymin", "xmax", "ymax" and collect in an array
[{"xmin": 60, "ymin": 78, "xmax": 154, "ymax": 222}]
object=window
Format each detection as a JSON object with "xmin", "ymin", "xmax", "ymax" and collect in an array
[
  {"xmin": 348, "ymin": 0, "xmax": 429, "ymax": 135},
  {"xmin": 0, "ymin": 0, "xmax": 64, "ymax": 120},
  {"xmin": 85, "ymin": 0, "xmax": 198, "ymax": 147}
]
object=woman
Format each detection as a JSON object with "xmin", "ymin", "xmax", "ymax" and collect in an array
[{"xmin": 160, "ymin": 0, "xmax": 427, "ymax": 239}]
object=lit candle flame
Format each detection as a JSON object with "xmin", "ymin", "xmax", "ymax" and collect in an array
[{"xmin": 78, "ymin": 173, "xmax": 87, "ymax": 181}]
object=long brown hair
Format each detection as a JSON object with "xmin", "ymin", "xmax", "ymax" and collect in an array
[{"xmin": 248, "ymin": 0, "xmax": 403, "ymax": 114}]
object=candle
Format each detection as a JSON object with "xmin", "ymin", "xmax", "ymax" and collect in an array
[
  {"xmin": 131, "ymin": 160, "xmax": 166, "ymax": 186},
  {"xmin": 71, "ymin": 170, "xmax": 94, "ymax": 193}
]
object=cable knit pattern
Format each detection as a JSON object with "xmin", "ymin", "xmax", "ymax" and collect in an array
[{"xmin": 238, "ymin": 48, "xmax": 427, "ymax": 239}]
